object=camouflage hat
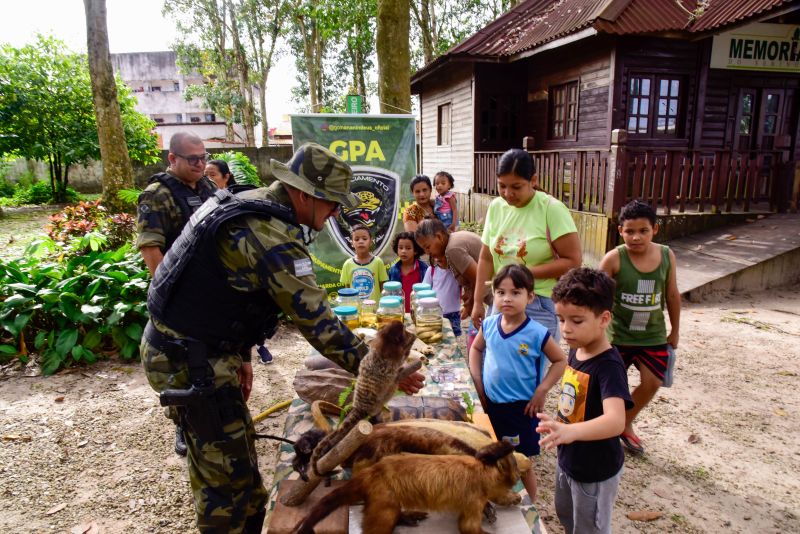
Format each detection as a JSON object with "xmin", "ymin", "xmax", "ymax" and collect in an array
[{"xmin": 271, "ymin": 143, "xmax": 360, "ymax": 209}]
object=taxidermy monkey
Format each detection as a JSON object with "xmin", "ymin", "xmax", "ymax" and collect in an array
[
  {"xmin": 291, "ymin": 440, "xmax": 521, "ymax": 534},
  {"xmin": 308, "ymin": 320, "xmax": 415, "ymax": 476}
]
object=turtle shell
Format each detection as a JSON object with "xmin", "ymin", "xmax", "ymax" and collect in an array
[{"xmin": 373, "ymin": 395, "xmax": 467, "ymax": 423}]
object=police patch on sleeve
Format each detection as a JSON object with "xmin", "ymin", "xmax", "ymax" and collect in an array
[{"xmin": 293, "ymin": 257, "xmax": 313, "ymax": 277}]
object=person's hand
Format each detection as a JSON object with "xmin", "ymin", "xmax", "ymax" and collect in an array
[
  {"xmin": 238, "ymin": 362, "xmax": 253, "ymax": 403},
  {"xmin": 667, "ymin": 331, "xmax": 679, "ymax": 349},
  {"xmin": 398, "ymin": 371, "xmax": 425, "ymax": 395},
  {"xmin": 525, "ymin": 387, "xmax": 547, "ymax": 417},
  {"xmin": 536, "ymin": 413, "xmax": 573, "ymax": 450},
  {"xmin": 471, "ymin": 301, "xmax": 485, "ymax": 330}
]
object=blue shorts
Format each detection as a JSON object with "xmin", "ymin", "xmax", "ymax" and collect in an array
[
  {"xmin": 484, "ymin": 397, "xmax": 540, "ymax": 457},
  {"xmin": 436, "ymin": 210, "xmax": 454, "ymax": 228},
  {"xmin": 443, "ymin": 311, "xmax": 462, "ymax": 337}
]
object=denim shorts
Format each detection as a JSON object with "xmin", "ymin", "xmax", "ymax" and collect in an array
[{"xmin": 489, "ymin": 295, "xmax": 560, "ymax": 342}]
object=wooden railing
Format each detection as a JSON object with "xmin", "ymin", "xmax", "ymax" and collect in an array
[
  {"xmin": 473, "ymin": 135, "xmax": 785, "ymax": 216},
  {"xmin": 624, "ymin": 149, "xmax": 782, "ymax": 214}
]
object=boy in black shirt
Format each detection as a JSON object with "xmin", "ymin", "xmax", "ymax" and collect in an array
[{"xmin": 537, "ymin": 268, "xmax": 633, "ymax": 534}]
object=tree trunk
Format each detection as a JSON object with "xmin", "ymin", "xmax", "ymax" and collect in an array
[
  {"xmin": 377, "ymin": 0, "xmax": 411, "ymax": 114},
  {"xmin": 298, "ymin": 15, "xmax": 319, "ymax": 113},
  {"xmin": 84, "ymin": 0, "xmax": 134, "ymax": 213},
  {"xmin": 226, "ymin": 0, "xmax": 256, "ymax": 146}
]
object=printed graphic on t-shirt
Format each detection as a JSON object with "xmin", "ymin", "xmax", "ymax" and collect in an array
[
  {"xmin": 620, "ymin": 279, "xmax": 663, "ymax": 331},
  {"xmin": 350, "ymin": 267, "xmax": 375, "ymax": 299},
  {"xmin": 557, "ymin": 366, "xmax": 589, "ymax": 424},
  {"xmin": 491, "ymin": 230, "xmax": 528, "ymax": 265}
]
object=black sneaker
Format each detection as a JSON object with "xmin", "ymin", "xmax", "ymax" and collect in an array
[
  {"xmin": 174, "ymin": 424, "xmax": 188, "ymax": 456},
  {"xmin": 256, "ymin": 345, "xmax": 273, "ymax": 364}
]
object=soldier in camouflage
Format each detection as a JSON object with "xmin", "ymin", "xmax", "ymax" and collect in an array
[
  {"xmin": 137, "ymin": 132, "xmax": 217, "ymax": 457},
  {"xmin": 136, "ymin": 132, "xmax": 217, "ymax": 276},
  {"xmin": 140, "ymin": 142, "xmax": 424, "ymax": 533}
]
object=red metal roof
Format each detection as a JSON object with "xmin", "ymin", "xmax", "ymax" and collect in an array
[
  {"xmin": 438, "ymin": 0, "xmax": 797, "ymax": 58},
  {"xmin": 596, "ymin": 0, "xmax": 796, "ymax": 34}
]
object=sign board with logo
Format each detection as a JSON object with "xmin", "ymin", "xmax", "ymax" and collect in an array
[
  {"xmin": 291, "ymin": 114, "xmax": 416, "ymax": 290},
  {"xmin": 711, "ymin": 22, "xmax": 800, "ymax": 73}
]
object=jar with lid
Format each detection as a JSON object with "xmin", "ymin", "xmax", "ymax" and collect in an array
[
  {"xmin": 377, "ymin": 296, "xmax": 404, "ymax": 328},
  {"xmin": 415, "ymin": 297, "xmax": 443, "ymax": 345},
  {"xmin": 416, "ymin": 289, "xmax": 437, "ymax": 301},
  {"xmin": 409, "ymin": 282, "xmax": 431, "ymax": 322},
  {"xmin": 381, "ymin": 281, "xmax": 405, "ymax": 313},
  {"xmin": 337, "ymin": 287, "xmax": 361, "ymax": 311},
  {"xmin": 333, "ymin": 306, "xmax": 359, "ymax": 330},
  {"xmin": 359, "ymin": 299, "xmax": 378, "ymax": 329}
]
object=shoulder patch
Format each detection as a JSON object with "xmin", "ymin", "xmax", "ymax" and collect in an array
[
  {"xmin": 293, "ymin": 257, "xmax": 313, "ymax": 277},
  {"xmin": 139, "ymin": 203, "xmax": 151, "ymax": 215}
]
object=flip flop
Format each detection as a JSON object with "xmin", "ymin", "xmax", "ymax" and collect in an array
[{"xmin": 620, "ymin": 432, "xmax": 645, "ymax": 454}]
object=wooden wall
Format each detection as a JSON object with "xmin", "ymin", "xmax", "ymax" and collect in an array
[
  {"xmin": 418, "ymin": 62, "xmax": 475, "ymax": 193},
  {"xmin": 521, "ymin": 37, "xmax": 615, "ymax": 150},
  {"xmin": 614, "ymin": 37, "xmax": 699, "ymax": 148}
]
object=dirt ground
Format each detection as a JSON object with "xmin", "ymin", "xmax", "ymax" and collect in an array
[{"xmin": 1, "ymin": 286, "xmax": 799, "ymax": 533}]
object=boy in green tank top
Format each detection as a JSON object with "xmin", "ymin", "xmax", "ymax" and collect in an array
[{"xmin": 599, "ymin": 200, "xmax": 681, "ymax": 454}]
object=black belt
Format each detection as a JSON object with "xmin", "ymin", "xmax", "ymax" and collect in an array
[
  {"xmin": 143, "ymin": 321, "xmax": 190, "ymax": 359},
  {"xmin": 143, "ymin": 321, "xmax": 246, "ymax": 357}
]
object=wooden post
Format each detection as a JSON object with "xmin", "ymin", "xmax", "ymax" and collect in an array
[
  {"xmin": 604, "ymin": 129, "xmax": 627, "ymax": 219},
  {"xmin": 281, "ymin": 420, "xmax": 374, "ymax": 507}
]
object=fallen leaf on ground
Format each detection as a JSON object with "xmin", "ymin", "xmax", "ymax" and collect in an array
[
  {"xmin": 774, "ymin": 408, "xmax": 787, "ymax": 417},
  {"xmin": 55, "ymin": 396, "xmax": 65, "ymax": 403},
  {"xmin": 71, "ymin": 521, "xmax": 99, "ymax": 534},
  {"xmin": 46, "ymin": 503, "xmax": 67, "ymax": 515},
  {"xmin": 627, "ymin": 510, "xmax": 662, "ymax": 521},
  {"xmin": 724, "ymin": 235, "xmax": 737, "ymax": 240},
  {"xmin": 688, "ymin": 434, "xmax": 701, "ymax": 444},
  {"xmin": 2, "ymin": 434, "xmax": 32, "ymax": 442},
  {"xmin": 777, "ymin": 370, "xmax": 797, "ymax": 377}
]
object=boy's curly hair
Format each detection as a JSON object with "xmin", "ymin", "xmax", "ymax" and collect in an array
[
  {"xmin": 392, "ymin": 231, "xmax": 424, "ymax": 258},
  {"xmin": 551, "ymin": 267, "xmax": 615, "ymax": 315},
  {"xmin": 619, "ymin": 199, "xmax": 657, "ymax": 226}
]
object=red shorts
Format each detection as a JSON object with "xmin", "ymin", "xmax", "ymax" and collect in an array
[{"xmin": 614, "ymin": 344, "xmax": 669, "ymax": 381}]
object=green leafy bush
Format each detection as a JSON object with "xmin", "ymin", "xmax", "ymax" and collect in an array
[
  {"xmin": 0, "ymin": 180, "xmax": 81, "ymax": 206},
  {"xmin": 0, "ymin": 178, "xmax": 15, "ymax": 198},
  {"xmin": 216, "ymin": 151, "xmax": 261, "ymax": 186},
  {"xmin": 0, "ymin": 244, "xmax": 149, "ymax": 374}
]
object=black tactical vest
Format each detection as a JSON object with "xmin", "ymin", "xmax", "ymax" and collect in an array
[
  {"xmin": 147, "ymin": 188, "xmax": 297, "ymax": 351},
  {"xmin": 148, "ymin": 172, "xmax": 215, "ymax": 250}
]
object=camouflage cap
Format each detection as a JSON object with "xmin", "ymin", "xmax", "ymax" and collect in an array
[{"xmin": 271, "ymin": 142, "xmax": 360, "ymax": 209}]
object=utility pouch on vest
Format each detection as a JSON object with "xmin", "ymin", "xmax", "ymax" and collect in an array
[{"xmin": 159, "ymin": 340, "xmax": 224, "ymax": 443}]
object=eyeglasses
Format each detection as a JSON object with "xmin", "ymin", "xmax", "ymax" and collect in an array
[{"xmin": 175, "ymin": 152, "xmax": 211, "ymax": 165}]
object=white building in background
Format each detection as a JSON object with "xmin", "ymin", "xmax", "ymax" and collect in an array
[{"xmin": 110, "ymin": 51, "xmax": 247, "ymax": 149}]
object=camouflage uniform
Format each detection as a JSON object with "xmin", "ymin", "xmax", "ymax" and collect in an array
[
  {"xmin": 135, "ymin": 171, "xmax": 217, "ymax": 252},
  {"xmin": 140, "ymin": 144, "xmax": 366, "ymax": 533}
]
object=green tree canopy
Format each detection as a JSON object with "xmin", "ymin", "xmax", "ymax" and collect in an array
[{"xmin": 0, "ymin": 35, "xmax": 159, "ymax": 202}]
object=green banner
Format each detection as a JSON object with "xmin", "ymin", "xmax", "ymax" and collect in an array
[{"xmin": 291, "ymin": 113, "xmax": 417, "ymax": 292}]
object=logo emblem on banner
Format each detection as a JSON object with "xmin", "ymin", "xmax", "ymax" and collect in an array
[{"xmin": 328, "ymin": 166, "xmax": 400, "ymax": 256}]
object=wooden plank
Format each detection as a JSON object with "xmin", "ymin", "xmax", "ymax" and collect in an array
[
  {"xmin": 699, "ymin": 158, "xmax": 713, "ymax": 213},
  {"xmin": 269, "ymin": 480, "xmax": 350, "ymax": 534},
  {"xmin": 652, "ymin": 155, "xmax": 664, "ymax": 210}
]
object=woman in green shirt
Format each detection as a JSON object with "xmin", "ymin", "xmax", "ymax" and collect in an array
[{"xmin": 471, "ymin": 149, "xmax": 582, "ymax": 339}]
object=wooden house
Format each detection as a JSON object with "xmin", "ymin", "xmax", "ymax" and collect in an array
[{"xmin": 411, "ymin": 0, "xmax": 800, "ymax": 261}]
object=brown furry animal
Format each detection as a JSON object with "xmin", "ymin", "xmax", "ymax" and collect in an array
[
  {"xmin": 291, "ymin": 441, "xmax": 522, "ymax": 534},
  {"xmin": 308, "ymin": 320, "xmax": 414, "ymax": 476}
]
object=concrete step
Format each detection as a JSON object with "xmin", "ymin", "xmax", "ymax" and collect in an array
[{"xmin": 667, "ymin": 213, "xmax": 800, "ymax": 301}]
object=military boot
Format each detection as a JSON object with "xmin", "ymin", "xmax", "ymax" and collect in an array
[{"xmin": 174, "ymin": 424, "xmax": 188, "ymax": 456}]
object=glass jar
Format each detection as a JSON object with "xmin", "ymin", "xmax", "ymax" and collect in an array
[
  {"xmin": 337, "ymin": 288, "xmax": 361, "ymax": 311},
  {"xmin": 410, "ymin": 282, "xmax": 432, "ymax": 322},
  {"xmin": 377, "ymin": 296, "xmax": 404, "ymax": 328},
  {"xmin": 333, "ymin": 306, "xmax": 360, "ymax": 330},
  {"xmin": 381, "ymin": 281, "xmax": 405, "ymax": 314},
  {"xmin": 416, "ymin": 289, "xmax": 437, "ymax": 301},
  {"xmin": 359, "ymin": 299, "xmax": 378, "ymax": 329},
  {"xmin": 415, "ymin": 297, "xmax": 443, "ymax": 345}
]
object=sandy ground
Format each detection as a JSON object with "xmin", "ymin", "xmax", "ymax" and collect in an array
[{"xmin": 1, "ymin": 287, "xmax": 799, "ymax": 533}]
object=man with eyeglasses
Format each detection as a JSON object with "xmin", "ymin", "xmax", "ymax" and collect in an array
[
  {"xmin": 136, "ymin": 132, "xmax": 217, "ymax": 457},
  {"xmin": 136, "ymin": 131, "xmax": 217, "ymax": 276},
  {"xmin": 140, "ymin": 142, "xmax": 425, "ymax": 533}
]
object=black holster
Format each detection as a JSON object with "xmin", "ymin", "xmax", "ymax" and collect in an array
[{"xmin": 158, "ymin": 337, "xmax": 224, "ymax": 443}]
